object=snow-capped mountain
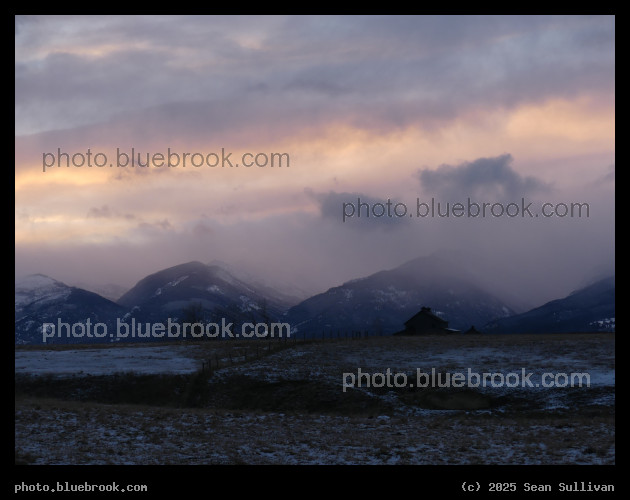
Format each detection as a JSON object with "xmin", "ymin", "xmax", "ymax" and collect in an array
[
  {"xmin": 284, "ymin": 254, "xmax": 515, "ymax": 336},
  {"xmin": 483, "ymin": 276, "xmax": 615, "ymax": 334},
  {"xmin": 15, "ymin": 274, "xmax": 126, "ymax": 345},
  {"xmin": 117, "ymin": 261, "xmax": 291, "ymax": 325},
  {"xmin": 17, "ymin": 260, "xmax": 614, "ymax": 344},
  {"xmin": 15, "ymin": 274, "xmax": 71, "ymax": 312}
]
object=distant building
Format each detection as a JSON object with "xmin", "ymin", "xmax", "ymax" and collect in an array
[
  {"xmin": 463, "ymin": 325, "xmax": 483, "ymax": 334},
  {"xmin": 395, "ymin": 307, "xmax": 460, "ymax": 335}
]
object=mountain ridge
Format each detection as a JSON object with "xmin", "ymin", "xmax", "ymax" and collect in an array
[
  {"xmin": 284, "ymin": 253, "xmax": 516, "ymax": 336},
  {"xmin": 15, "ymin": 274, "xmax": 127, "ymax": 345},
  {"xmin": 16, "ymin": 260, "xmax": 615, "ymax": 344},
  {"xmin": 482, "ymin": 276, "xmax": 615, "ymax": 334}
]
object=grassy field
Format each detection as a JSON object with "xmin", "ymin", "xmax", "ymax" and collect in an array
[{"xmin": 15, "ymin": 333, "xmax": 615, "ymax": 464}]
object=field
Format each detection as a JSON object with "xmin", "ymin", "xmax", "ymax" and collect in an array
[{"xmin": 15, "ymin": 333, "xmax": 615, "ymax": 465}]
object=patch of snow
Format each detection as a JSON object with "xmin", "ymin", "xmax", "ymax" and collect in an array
[
  {"xmin": 372, "ymin": 287, "xmax": 410, "ymax": 305},
  {"xmin": 239, "ymin": 295, "xmax": 260, "ymax": 312},
  {"xmin": 168, "ymin": 275, "xmax": 189, "ymax": 287},
  {"xmin": 154, "ymin": 276, "xmax": 190, "ymax": 297},
  {"xmin": 15, "ymin": 346, "xmax": 200, "ymax": 376}
]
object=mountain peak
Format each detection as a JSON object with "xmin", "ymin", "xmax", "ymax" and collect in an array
[
  {"xmin": 16, "ymin": 273, "xmax": 65, "ymax": 290},
  {"xmin": 116, "ymin": 260, "xmax": 295, "ymax": 323},
  {"xmin": 286, "ymin": 253, "xmax": 515, "ymax": 335}
]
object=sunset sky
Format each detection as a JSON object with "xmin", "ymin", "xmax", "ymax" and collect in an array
[{"xmin": 15, "ymin": 15, "xmax": 615, "ymax": 305}]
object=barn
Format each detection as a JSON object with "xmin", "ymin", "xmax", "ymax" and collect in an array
[
  {"xmin": 463, "ymin": 325, "xmax": 483, "ymax": 334},
  {"xmin": 395, "ymin": 306, "xmax": 460, "ymax": 335}
]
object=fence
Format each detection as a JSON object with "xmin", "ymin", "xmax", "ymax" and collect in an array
[{"xmin": 199, "ymin": 329, "xmax": 383, "ymax": 374}]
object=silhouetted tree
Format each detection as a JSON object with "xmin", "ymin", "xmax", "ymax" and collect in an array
[{"xmin": 181, "ymin": 301, "xmax": 206, "ymax": 339}]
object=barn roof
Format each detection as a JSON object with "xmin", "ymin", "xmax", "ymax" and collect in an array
[{"xmin": 404, "ymin": 306, "xmax": 448, "ymax": 326}]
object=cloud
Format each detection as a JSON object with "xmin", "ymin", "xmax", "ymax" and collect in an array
[
  {"xmin": 192, "ymin": 221, "xmax": 213, "ymax": 238},
  {"xmin": 140, "ymin": 219, "xmax": 172, "ymax": 231},
  {"xmin": 15, "ymin": 16, "xmax": 614, "ymax": 136},
  {"xmin": 14, "ymin": 16, "xmax": 615, "ymax": 309},
  {"xmin": 284, "ymin": 78, "xmax": 350, "ymax": 97},
  {"xmin": 87, "ymin": 205, "xmax": 136, "ymax": 219},
  {"xmin": 86, "ymin": 205, "xmax": 112, "ymax": 218},
  {"xmin": 416, "ymin": 154, "xmax": 550, "ymax": 201},
  {"xmin": 601, "ymin": 164, "xmax": 615, "ymax": 183},
  {"xmin": 308, "ymin": 189, "xmax": 411, "ymax": 231}
]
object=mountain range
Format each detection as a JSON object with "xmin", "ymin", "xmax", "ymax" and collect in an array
[{"xmin": 15, "ymin": 258, "xmax": 615, "ymax": 344}]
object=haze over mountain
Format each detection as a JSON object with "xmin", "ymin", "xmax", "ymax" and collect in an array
[
  {"xmin": 207, "ymin": 259, "xmax": 308, "ymax": 306},
  {"xmin": 284, "ymin": 254, "xmax": 516, "ymax": 336},
  {"xmin": 15, "ymin": 255, "xmax": 615, "ymax": 344},
  {"xmin": 483, "ymin": 276, "xmax": 615, "ymax": 334},
  {"xmin": 16, "ymin": 16, "xmax": 614, "ymax": 338},
  {"xmin": 71, "ymin": 282, "xmax": 130, "ymax": 302}
]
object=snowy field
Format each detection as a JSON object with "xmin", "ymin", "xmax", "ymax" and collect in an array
[
  {"xmin": 15, "ymin": 404, "xmax": 614, "ymax": 465},
  {"xmin": 15, "ymin": 333, "xmax": 615, "ymax": 465},
  {"xmin": 15, "ymin": 345, "xmax": 201, "ymax": 376}
]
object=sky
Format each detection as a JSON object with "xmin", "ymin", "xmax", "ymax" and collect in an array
[{"xmin": 15, "ymin": 15, "xmax": 615, "ymax": 306}]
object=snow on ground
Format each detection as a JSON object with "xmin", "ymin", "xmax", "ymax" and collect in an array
[
  {"xmin": 15, "ymin": 403, "xmax": 615, "ymax": 465},
  {"xmin": 211, "ymin": 335, "xmax": 614, "ymax": 388},
  {"xmin": 15, "ymin": 346, "xmax": 201, "ymax": 376},
  {"xmin": 15, "ymin": 334, "xmax": 614, "ymax": 391},
  {"xmin": 206, "ymin": 334, "xmax": 614, "ymax": 414},
  {"xmin": 15, "ymin": 334, "xmax": 615, "ymax": 465}
]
